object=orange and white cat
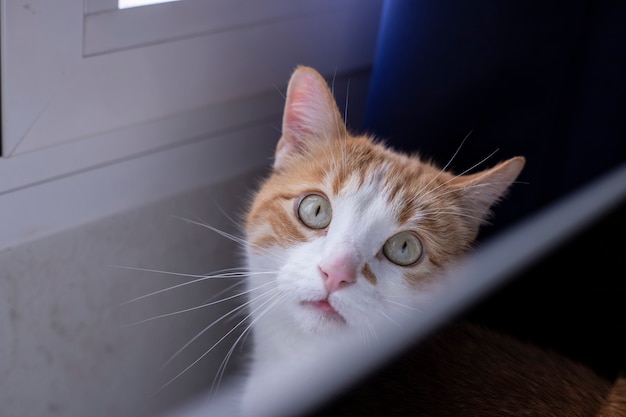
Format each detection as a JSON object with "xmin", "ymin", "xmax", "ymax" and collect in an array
[{"xmin": 241, "ymin": 66, "xmax": 525, "ymax": 413}]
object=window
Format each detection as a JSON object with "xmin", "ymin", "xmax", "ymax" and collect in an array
[
  {"xmin": 118, "ymin": 0, "xmax": 180, "ymax": 9},
  {"xmin": 0, "ymin": 0, "xmax": 383, "ymax": 247}
]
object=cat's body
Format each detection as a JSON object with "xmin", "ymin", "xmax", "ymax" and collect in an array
[
  {"xmin": 235, "ymin": 66, "xmax": 622, "ymax": 416},
  {"xmin": 317, "ymin": 320, "xmax": 620, "ymax": 417}
]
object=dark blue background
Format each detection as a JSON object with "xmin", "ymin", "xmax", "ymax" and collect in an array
[{"xmin": 363, "ymin": 0, "xmax": 626, "ymax": 238}]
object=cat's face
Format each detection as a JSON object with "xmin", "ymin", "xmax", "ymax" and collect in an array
[{"xmin": 244, "ymin": 66, "xmax": 524, "ymax": 339}]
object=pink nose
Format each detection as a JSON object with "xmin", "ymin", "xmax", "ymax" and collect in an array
[{"xmin": 319, "ymin": 252, "xmax": 359, "ymax": 294}]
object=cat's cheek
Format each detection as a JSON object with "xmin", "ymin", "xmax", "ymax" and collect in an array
[
  {"xmin": 278, "ymin": 243, "xmax": 327, "ymax": 283},
  {"xmin": 277, "ymin": 252, "xmax": 324, "ymax": 286},
  {"xmin": 372, "ymin": 264, "xmax": 425, "ymax": 311}
]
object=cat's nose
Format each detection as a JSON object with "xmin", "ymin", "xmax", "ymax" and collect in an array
[{"xmin": 319, "ymin": 252, "xmax": 358, "ymax": 294}]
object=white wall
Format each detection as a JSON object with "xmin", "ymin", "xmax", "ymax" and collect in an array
[
  {"xmin": 0, "ymin": 69, "xmax": 372, "ymax": 417},
  {"xmin": 1, "ymin": 0, "xmax": 382, "ymax": 250},
  {"xmin": 0, "ymin": 171, "xmax": 258, "ymax": 417},
  {"xmin": 1, "ymin": 2, "xmax": 380, "ymax": 414}
]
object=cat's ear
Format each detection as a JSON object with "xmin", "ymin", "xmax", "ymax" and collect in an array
[
  {"xmin": 274, "ymin": 66, "xmax": 346, "ymax": 169},
  {"xmin": 451, "ymin": 156, "xmax": 526, "ymax": 220}
]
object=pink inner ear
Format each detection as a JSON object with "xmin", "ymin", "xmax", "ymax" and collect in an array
[
  {"xmin": 274, "ymin": 67, "xmax": 346, "ymax": 169},
  {"xmin": 283, "ymin": 71, "xmax": 332, "ymax": 141},
  {"xmin": 284, "ymin": 89, "xmax": 317, "ymax": 140}
]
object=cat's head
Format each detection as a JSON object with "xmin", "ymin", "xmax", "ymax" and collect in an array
[{"xmin": 244, "ymin": 66, "xmax": 524, "ymax": 338}]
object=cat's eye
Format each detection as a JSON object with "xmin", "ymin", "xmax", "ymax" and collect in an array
[
  {"xmin": 297, "ymin": 194, "xmax": 332, "ymax": 229},
  {"xmin": 383, "ymin": 231, "xmax": 423, "ymax": 266}
]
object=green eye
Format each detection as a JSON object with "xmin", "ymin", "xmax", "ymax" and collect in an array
[
  {"xmin": 383, "ymin": 231, "xmax": 423, "ymax": 266},
  {"xmin": 297, "ymin": 194, "xmax": 332, "ymax": 229}
]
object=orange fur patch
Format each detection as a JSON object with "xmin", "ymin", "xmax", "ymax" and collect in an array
[{"xmin": 361, "ymin": 263, "xmax": 377, "ymax": 285}]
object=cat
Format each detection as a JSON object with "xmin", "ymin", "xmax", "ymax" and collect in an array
[
  {"xmin": 239, "ymin": 65, "xmax": 534, "ymax": 415},
  {"xmin": 235, "ymin": 66, "xmax": 626, "ymax": 417},
  {"xmin": 313, "ymin": 319, "xmax": 624, "ymax": 417}
]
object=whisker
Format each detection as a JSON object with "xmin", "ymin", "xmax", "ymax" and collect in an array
[
  {"xmin": 206, "ymin": 280, "xmax": 247, "ymax": 305},
  {"xmin": 180, "ymin": 206, "xmax": 246, "ymax": 239},
  {"xmin": 357, "ymin": 321, "xmax": 372, "ymax": 347},
  {"xmin": 158, "ymin": 283, "xmax": 278, "ymax": 371},
  {"xmin": 118, "ymin": 268, "xmax": 275, "ymax": 306},
  {"xmin": 419, "ymin": 211, "xmax": 491, "ymax": 223},
  {"xmin": 378, "ymin": 309, "xmax": 401, "ymax": 328},
  {"xmin": 365, "ymin": 319, "xmax": 378, "ymax": 345},
  {"xmin": 456, "ymin": 148, "xmax": 500, "ymax": 178},
  {"xmin": 416, "ymin": 131, "xmax": 473, "ymax": 196},
  {"xmin": 157, "ymin": 289, "xmax": 285, "ymax": 392},
  {"xmin": 128, "ymin": 281, "xmax": 275, "ymax": 327},
  {"xmin": 441, "ymin": 130, "xmax": 473, "ymax": 173},
  {"xmin": 343, "ymin": 77, "xmax": 350, "ymax": 130},
  {"xmin": 426, "ymin": 180, "xmax": 527, "ymax": 200},
  {"xmin": 273, "ymin": 82, "xmax": 286, "ymax": 100},
  {"xmin": 173, "ymin": 216, "xmax": 249, "ymax": 248},
  {"xmin": 210, "ymin": 292, "xmax": 288, "ymax": 393},
  {"xmin": 383, "ymin": 297, "xmax": 423, "ymax": 312},
  {"xmin": 176, "ymin": 215, "xmax": 289, "ymax": 264},
  {"xmin": 112, "ymin": 264, "xmax": 246, "ymax": 279},
  {"xmin": 416, "ymin": 147, "xmax": 499, "ymax": 206}
]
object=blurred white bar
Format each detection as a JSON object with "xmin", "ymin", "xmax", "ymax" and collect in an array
[{"xmin": 161, "ymin": 160, "xmax": 626, "ymax": 417}]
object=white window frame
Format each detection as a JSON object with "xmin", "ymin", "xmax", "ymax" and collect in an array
[{"xmin": 0, "ymin": 0, "xmax": 383, "ymax": 249}]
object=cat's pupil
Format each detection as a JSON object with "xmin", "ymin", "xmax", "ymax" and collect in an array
[{"xmin": 315, "ymin": 205, "xmax": 321, "ymax": 216}]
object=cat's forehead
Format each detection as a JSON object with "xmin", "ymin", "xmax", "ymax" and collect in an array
[{"xmin": 284, "ymin": 135, "xmax": 453, "ymax": 224}]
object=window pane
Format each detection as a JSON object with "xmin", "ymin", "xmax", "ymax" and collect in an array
[{"xmin": 118, "ymin": 0, "xmax": 180, "ymax": 9}]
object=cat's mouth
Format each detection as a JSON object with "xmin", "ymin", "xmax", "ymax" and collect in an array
[{"xmin": 301, "ymin": 299, "xmax": 346, "ymax": 322}]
